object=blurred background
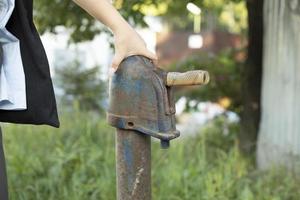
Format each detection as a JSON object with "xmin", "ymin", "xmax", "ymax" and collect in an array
[{"xmin": 3, "ymin": 0, "xmax": 300, "ymax": 199}]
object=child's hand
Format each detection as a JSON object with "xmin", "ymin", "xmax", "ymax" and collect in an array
[
  {"xmin": 111, "ymin": 26, "xmax": 158, "ymax": 71},
  {"xmin": 73, "ymin": 0, "xmax": 158, "ymax": 71}
]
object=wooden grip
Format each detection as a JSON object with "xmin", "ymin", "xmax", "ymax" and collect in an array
[{"xmin": 166, "ymin": 70, "xmax": 209, "ymax": 86}]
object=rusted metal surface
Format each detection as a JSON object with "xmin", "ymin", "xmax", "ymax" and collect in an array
[
  {"xmin": 107, "ymin": 55, "xmax": 180, "ymax": 147},
  {"xmin": 107, "ymin": 55, "xmax": 210, "ymax": 200},
  {"xmin": 107, "ymin": 55, "xmax": 210, "ymax": 147},
  {"xmin": 116, "ymin": 128, "xmax": 151, "ymax": 200}
]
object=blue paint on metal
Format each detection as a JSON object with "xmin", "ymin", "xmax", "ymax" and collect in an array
[
  {"xmin": 116, "ymin": 118, "xmax": 126, "ymax": 128},
  {"xmin": 123, "ymin": 139, "xmax": 134, "ymax": 189},
  {"xmin": 107, "ymin": 55, "xmax": 180, "ymax": 147},
  {"xmin": 123, "ymin": 140, "xmax": 133, "ymax": 169}
]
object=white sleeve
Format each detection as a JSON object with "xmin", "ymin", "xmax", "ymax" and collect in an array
[{"xmin": 0, "ymin": 0, "xmax": 27, "ymax": 110}]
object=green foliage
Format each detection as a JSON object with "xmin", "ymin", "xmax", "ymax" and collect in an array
[
  {"xmin": 168, "ymin": 50, "xmax": 242, "ymax": 113},
  {"xmin": 158, "ymin": 0, "xmax": 247, "ymax": 33},
  {"xmin": 218, "ymin": 1, "xmax": 248, "ymax": 34},
  {"xmin": 4, "ymin": 110, "xmax": 115, "ymax": 200},
  {"xmin": 2, "ymin": 111, "xmax": 300, "ymax": 200},
  {"xmin": 55, "ymin": 60, "xmax": 106, "ymax": 112},
  {"xmin": 34, "ymin": 1, "xmax": 100, "ymax": 42},
  {"xmin": 34, "ymin": 0, "xmax": 247, "ymax": 42},
  {"xmin": 33, "ymin": 0, "xmax": 156, "ymax": 42}
]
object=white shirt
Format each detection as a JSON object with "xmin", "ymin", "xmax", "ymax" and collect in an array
[{"xmin": 0, "ymin": 0, "xmax": 26, "ymax": 110}]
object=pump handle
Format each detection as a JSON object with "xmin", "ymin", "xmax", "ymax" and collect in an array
[{"xmin": 166, "ymin": 70, "xmax": 209, "ymax": 86}]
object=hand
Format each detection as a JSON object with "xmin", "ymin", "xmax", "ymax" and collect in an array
[
  {"xmin": 111, "ymin": 26, "xmax": 158, "ymax": 71},
  {"xmin": 73, "ymin": 0, "xmax": 157, "ymax": 71}
]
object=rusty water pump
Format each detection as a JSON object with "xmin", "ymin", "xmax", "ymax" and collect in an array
[{"xmin": 107, "ymin": 55, "xmax": 209, "ymax": 200}]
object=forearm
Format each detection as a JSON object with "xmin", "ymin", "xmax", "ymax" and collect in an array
[
  {"xmin": 73, "ymin": 0, "xmax": 131, "ymax": 34},
  {"xmin": 73, "ymin": 0, "xmax": 157, "ymax": 68}
]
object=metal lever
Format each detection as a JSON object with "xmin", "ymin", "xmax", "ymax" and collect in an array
[{"xmin": 166, "ymin": 70, "xmax": 210, "ymax": 86}]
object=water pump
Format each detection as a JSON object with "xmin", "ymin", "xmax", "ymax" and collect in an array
[{"xmin": 107, "ymin": 55, "xmax": 209, "ymax": 148}]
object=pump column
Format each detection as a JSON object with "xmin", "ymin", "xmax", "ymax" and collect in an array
[{"xmin": 116, "ymin": 129, "xmax": 151, "ymax": 200}]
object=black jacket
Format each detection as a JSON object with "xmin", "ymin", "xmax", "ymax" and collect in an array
[{"xmin": 0, "ymin": 0, "xmax": 60, "ymax": 127}]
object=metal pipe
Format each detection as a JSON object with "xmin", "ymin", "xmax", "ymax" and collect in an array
[{"xmin": 116, "ymin": 128, "xmax": 151, "ymax": 200}]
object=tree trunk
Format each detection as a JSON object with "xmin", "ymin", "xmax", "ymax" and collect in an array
[
  {"xmin": 257, "ymin": 0, "xmax": 300, "ymax": 170},
  {"xmin": 239, "ymin": 0, "xmax": 263, "ymax": 154}
]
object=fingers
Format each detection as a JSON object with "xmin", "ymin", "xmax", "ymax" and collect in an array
[
  {"xmin": 111, "ymin": 50, "xmax": 158, "ymax": 75},
  {"xmin": 143, "ymin": 51, "xmax": 158, "ymax": 65}
]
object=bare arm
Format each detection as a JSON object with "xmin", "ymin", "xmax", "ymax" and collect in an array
[
  {"xmin": 73, "ymin": 0, "xmax": 157, "ymax": 70},
  {"xmin": 73, "ymin": 0, "xmax": 129, "ymax": 33}
]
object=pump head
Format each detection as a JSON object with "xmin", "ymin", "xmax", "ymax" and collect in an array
[{"xmin": 107, "ymin": 55, "xmax": 209, "ymax": 148}]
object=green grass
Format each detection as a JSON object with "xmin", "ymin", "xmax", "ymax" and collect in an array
[{"xmin": 2, "ymin": 111, "xmax": 300, "ymax": 200}]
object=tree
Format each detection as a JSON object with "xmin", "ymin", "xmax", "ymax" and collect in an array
[
  {"xmin": 239, "ymin": 0, "xmax": 263, "ymax": 154},
  {"xmin": 34, "ymin": 0, "xmax": 245, "ymax": 42},
  {"xmin": 257, "ymin": 0, "xmax": 300, "ymax": 170},
  {"xmin": 55, "ymin": 60, "xmax": 106, "ymax": 112},
  {"xmin": 34, "ymin": 0, "xmax": 159, "ymax": 42},
  {"xmin": 162, "ymin": 0, "xmax": 262, "ymax": 154}
]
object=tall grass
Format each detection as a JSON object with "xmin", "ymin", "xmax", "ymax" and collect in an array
[{"xmin": 2, "ymin": 111, "xmax": 300, "ymax": 200}]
